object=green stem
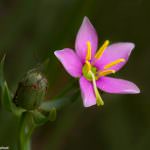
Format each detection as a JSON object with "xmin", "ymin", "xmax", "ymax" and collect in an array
[
  {"xmin": 40, "ymin": 89, "xmax": 79, "ymax": 111},
  {"xmin": 19, "ymin": 112, "xmax": 35, "ymax": 150}
]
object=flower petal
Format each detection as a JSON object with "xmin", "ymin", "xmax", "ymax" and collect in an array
[
  {"xmin": 75, "ymin": 16, "xmax": 98, "ymax": 62},
  {"xmin": 94, "ymin": 42, "xmax": 135, "ymax": 71},
  {"xmin": 96, "ymin": 77, "xmax": 140, "ymax": 94},
  {"xmin": 54, "ymin": 48, "xmax": 82, "ymax": 77},
  {"xmin": 79, "ymin": 76, "xmax": 96, "ymax": 107}
]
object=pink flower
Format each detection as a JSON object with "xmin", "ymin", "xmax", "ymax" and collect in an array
[{"xmin": 54, "ymin": 16, "xmax": 140, "ymax": 107}]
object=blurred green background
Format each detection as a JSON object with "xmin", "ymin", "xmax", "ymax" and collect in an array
[{"xmin": 0, "ymin": 0, "xmax": 149, "ymax": 149}]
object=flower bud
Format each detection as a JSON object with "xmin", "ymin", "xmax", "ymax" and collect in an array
[{"xmin": 13, "ymin": 70, "xmax": 47, "ymax": 110}]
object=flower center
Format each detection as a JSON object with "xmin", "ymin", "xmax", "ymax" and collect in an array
[{"xmin": 82, "ymin": 62, "xmax": 97, "ymax": 81}]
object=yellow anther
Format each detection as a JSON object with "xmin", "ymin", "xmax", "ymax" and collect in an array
[
  {"xmin": 98, "ymin": 69, "xmax": 115, "ymax": 77},
  {"xmin": 86, "ymin": 41, "xmax": 92, "ymax": 61},
  {"xmin": 95, "ymin": 40, "xmax": 109, "ymax": 60},
  {"xmin": 85, "ymin": 60, "xmax": 91, "ymax": 72},
  {"xmin": 104, "ymin": 58, "xmax": 125, "ymax": 69}
]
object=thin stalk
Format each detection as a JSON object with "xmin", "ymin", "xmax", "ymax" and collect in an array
[{"xmin": 19, "ymin": 112, "xmax": 35, "ymax": 150}]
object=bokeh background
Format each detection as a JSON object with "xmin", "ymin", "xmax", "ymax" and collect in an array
[{"xmin": 0, "ymin": 0, "xmax": 150, "ymax": 150}]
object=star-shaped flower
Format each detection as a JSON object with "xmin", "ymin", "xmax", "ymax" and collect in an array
[{"xmin": 54, "ymin": 16, "xmax": 140, "ymax": 107}]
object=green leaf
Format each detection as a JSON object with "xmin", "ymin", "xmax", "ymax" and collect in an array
[
  {"xmin": 0, "ymin": 55, "xmax": 25, "ymax": 116},
  {"xmin": 0, "ymin": 55, "xmax": 12, "ymax": 111},
  {"xmin": 0, "ymin": 54, "xmax": 5, "ymax": 88},
  {"xmin": 2, "ymin": 81, "xmax": 25, "ymax": 116},
  {"xmin": 2, "ymin": 81, "xmax": 12, "ymax": 111}
]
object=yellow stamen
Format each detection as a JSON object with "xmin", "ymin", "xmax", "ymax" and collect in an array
[
  {"xmin": 104, "ymin": 58, "xmax": 125, "ymax": 69},
  {"xmin": 95, "ymin": 40, "xmax": 109, "ymax": 60},
  {"xmin": 86, "ymin": 41, "xmax": 92, "ymax": 61},
  {"xmin": 85, "ymin": 60, "xmax": 91, "ymax": 72},
  {"xmin": 98, "ymin": 69, "xmax": 115, "ymax": 77}
]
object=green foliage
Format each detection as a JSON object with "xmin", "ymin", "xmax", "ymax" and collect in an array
[
  {"xmin": 0, "ymin": 56, "xmax": 13, "ymax": 112},
  {"xmin": 0, "ymin": 56, "xmax": 25, "ymax": 117},
  {"xmin": 0, "ymin": 55, "xmax": 80, "ymax": 149},
  {"xmin": 2, "ymin": 81, "xmax": 12, "ymax": 111}
]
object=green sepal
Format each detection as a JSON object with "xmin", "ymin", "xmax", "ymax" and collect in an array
[
  {"xmin": 49, "ymin": 107, "xmax": 56, "ymax": 121},
  {"xmin": 32, "ymin": 107, "xmax": 57, "ymax": 126},
  {"xmin": 32, "ymin": 110, "xmax": 49, "ymax": 126}
]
